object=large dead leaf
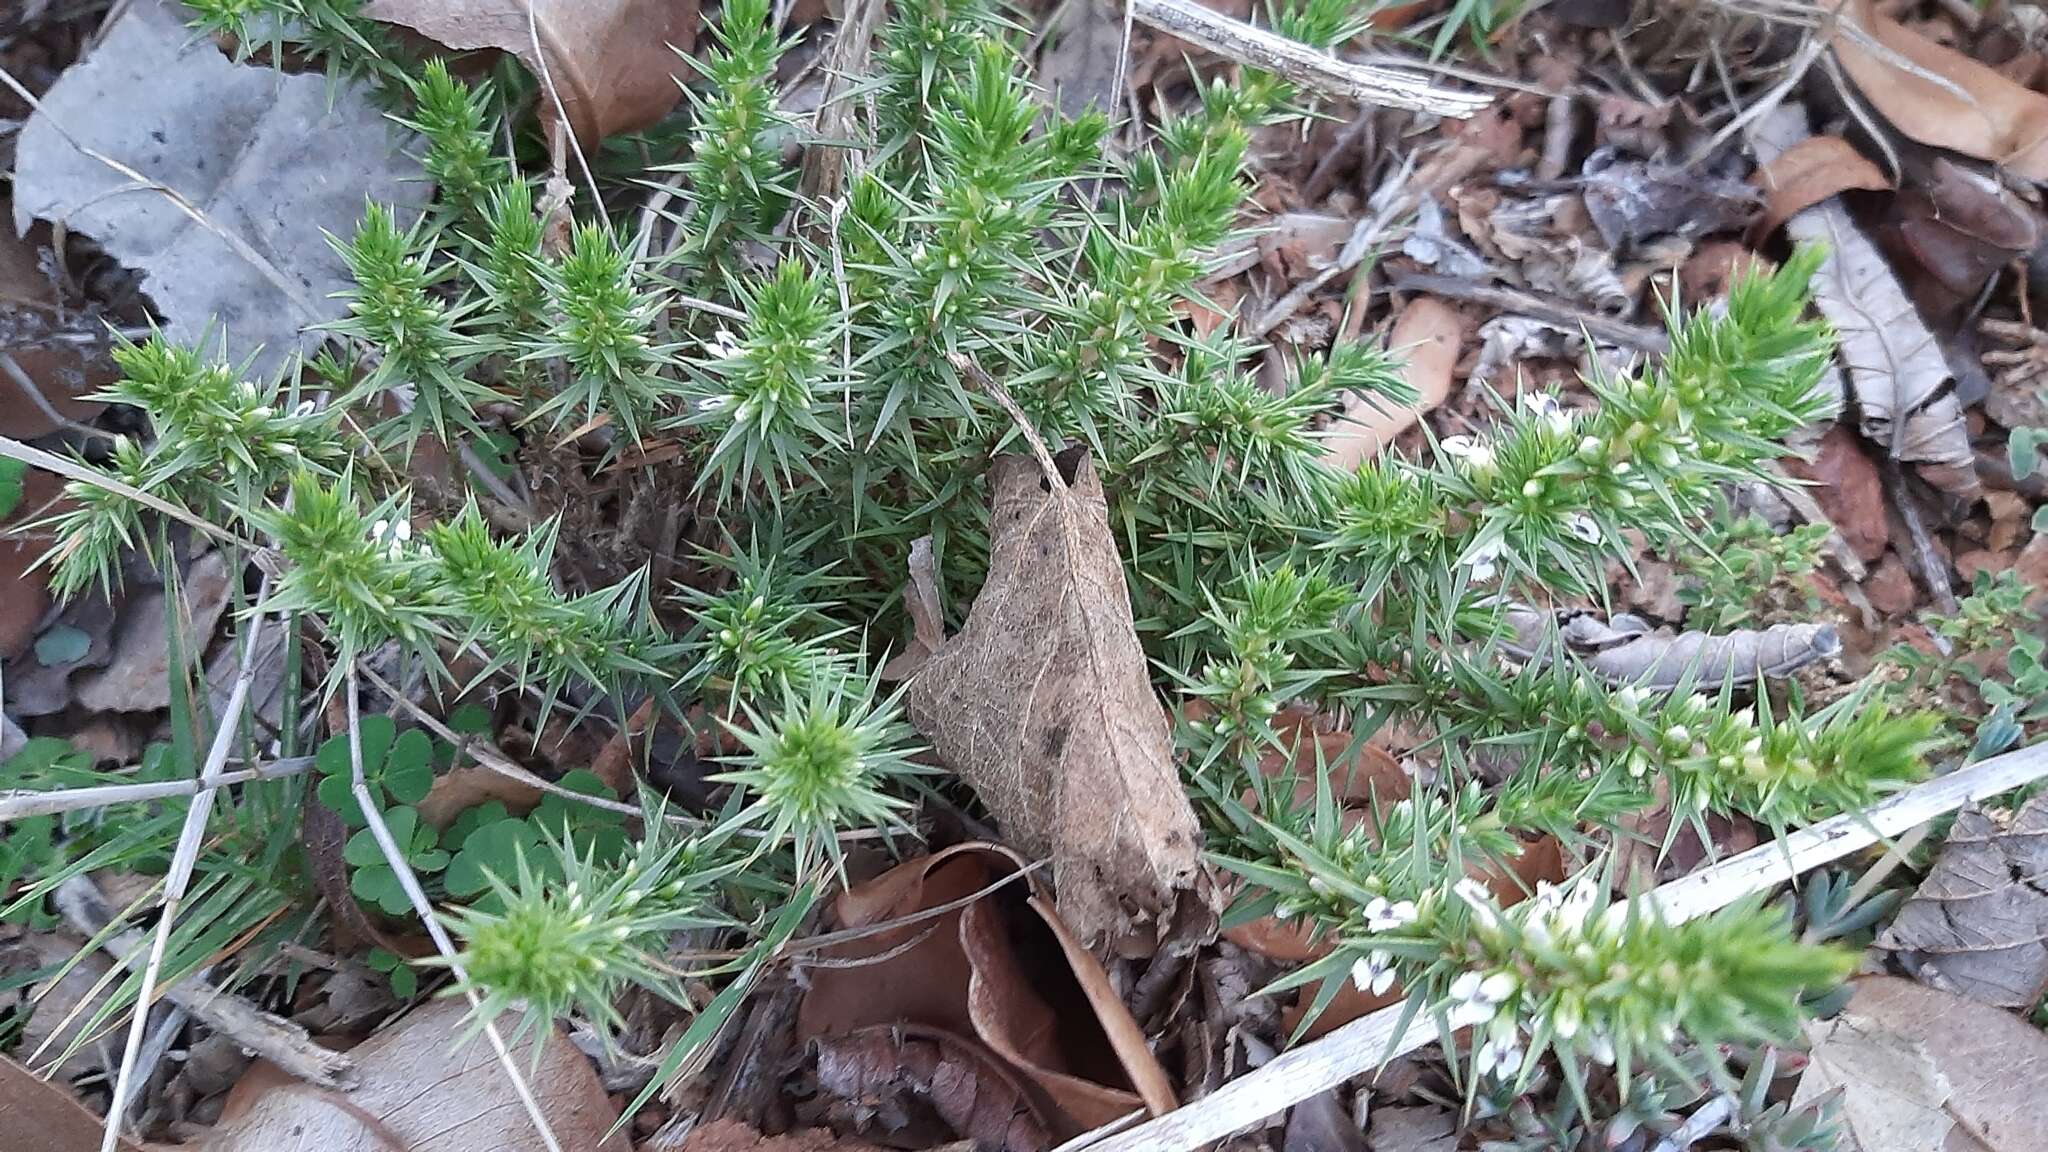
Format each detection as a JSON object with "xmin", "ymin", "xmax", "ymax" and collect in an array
[
  {"xmin": 0, "ymin": 1053, "xmax": 142, "ymax": 1152},
  {"xmin": 1752, "ymin": 135, "xmax": 1892, "ymax": 240},
  {"xmin": 200, "ymin": 999, "xmax": 629, "ymax": 1152},
  {"xmin": 1879, "ymin": 797, "xmax": 2048, "ymax": 1009},
  {"xmin": 905, "ymin": 447, "xmax": 1201, "ymax": 949},
  {"xmin": 11, "ymin": 0, "xmax": 423, "ymax": 381},
  {"xmin": 1794, "ymin": 976, "xmax": 2048, "ymax": 1152},
  {"xmin": 1321, "ymin": 297, "xmax": 1463, "ymax": 470},
  {"xmin": 1749, "ymin": 106, "xmax": 1976, "ymax": 494},
  {"xmin": 1835, "ymin": 0, "xmax": 2048, "ymax": 182},
  {"xmin": 0, "ymin": 214, "xmax": 110, "ymax": 441},
  {"xmin": 795, "ymin": 843, "xmax": 1171, "ymax": 1137},
  {"xmin": 364, "ymin": 0, "xmax": 698, "ymax": 151}
]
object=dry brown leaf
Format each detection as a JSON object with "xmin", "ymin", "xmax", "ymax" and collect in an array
[
  {"xmin": 201, "ymin": 999, "xmax": 629, "ymax": 1152},
  {"xmin": 362, "ymin": 0, "xmax": 698, "ymax": 150},
  {"xmin": 1320, "ymin": 298, "xmax": 1462, "ymax": 470},
  {"xmin": 671, "ymin": 1118, "xmax": 889, "ymax": 1152},
  {"xmin": 1879, "ymin": 797, "xmax": 2048, "ymax": 1009},
  {"xmin": 1751, "ymin": 106, "xmax": 1977, "ymax": 494},
  {"xmin": 0, "ymin": 1053, "xmax": 143, "ymax": 1152},
  {"xmin": 1795, "ymin": 976, "xmax": 2048, "ymax": 1152},
  {"xmin": 0, "ymin": 468, "xmax": 64, "ymax": 663},
  {"xmin": 0, "ymin": 219, "xmax": 109, "ymax": 441},
  {"xmin": 1752, "ymin": 135, "xmax": 1891, "ymax": 240},
  {"xmin": 809, "ymin": 1026, "xmax": 1052, "ymax": 1152},
  {"xmin": 905, "ymin": 447, "xmax": 1200, "ymax": 950},
  {"xmin": 1835, "ymin": 0, "xmax": 2048, "ymax": 182},
  {"xmin": 795, "ymin": 843, "xmax": 1168, "ymax": 1137}
]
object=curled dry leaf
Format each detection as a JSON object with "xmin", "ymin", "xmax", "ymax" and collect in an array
[
  {"xmin": 795, "ymin": 843, "xmax": 1171, "ymax": 1136},
  {"xmin": 905, "ymin": 447, "xmax": 1201, "ymax": 950},
  {"xmin": 363, "ymin": 0, "xmax": 699, "ymax": 150},
  {"xmin": 1794, "ymin": 976, "xmax": 2048, "ymax": 1152},
  {"xmin": 1320, "ymin": 297, "xmax": 1463, "ymax": 470},
  {"xmin": 1750, "ymin": 105, "xmax": 1978, "ymax": 497},
  {"xmin": 1751, "ymin": 135, "xmax": 1891, "ymax": 240},
  {"xmin": 1878, "ymin": 796, "xmax": 2048, "ymax": 1010},
  {"xmin": 1501, "ymin": 605, "xmax": 1840, "ymax": 690},
  {"xmin": 1835, "ymin": 0, "xmax": 2048, "ymax": 182},
  {"xmin": 809, "ymin": 1026, "xmax": 1054, "ymax": 1152},
  {"xmin": 200, "ymin": 999, "xmax": 629, "ymax": 1152}
]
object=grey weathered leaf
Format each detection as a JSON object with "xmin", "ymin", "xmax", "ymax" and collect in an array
[
  {"xmin": 1794, "ymin": 1004, "xmax": 1956, "ymax": 1152},
  {"xmin": 905, "ymin": 449, "xmax": 1200, "ymax": 950},
  {"xmin": 10, "ymin": 0, "xmax": 423, "ymax": 380},
  {"xmin": 1501, "ymin": 606, "xmax": 1839, "ymax": 690},
  {"xmin": 1794, "ymin": 976, "xmax": 2048, "ymax": 1152},
  {"xmin": 1879, "ymin": 797, "xmax": 2048, "ymax": 1009},
  {"xmin": 1748, "ymin": 105, "xmax": 1976, "ymax": 496}
]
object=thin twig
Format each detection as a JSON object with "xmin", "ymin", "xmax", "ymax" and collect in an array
[
  {"xmin": 0, "ymin": 755, "xmax": 316, "ymax": 823},
  {"xmin": 1388, "ymin": 269, "xmax": 1671, "ymax": 354},
  {"xmin": 1077, "ymin": 738, "xmax": 2048, "ymax": 1152},
  {"xmin": 1126, "ymin": 0, "xmax": 1491, "ymax": 118},
  {"xmin": 97, "ymin": 574, "xmax": 274, "ymax": 1152},
  {"xmin": 343, "ymin": 665, "xmax": 567, "ymax": 1152},
  {"xmin": 521, "ymin": 1, "xmax": 602, "ymax": 209}
]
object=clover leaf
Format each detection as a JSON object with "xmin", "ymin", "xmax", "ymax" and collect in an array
[
  {"xmin": 315, "ymin": 716, "xmax": 437, "ymax": 826},
  {"xmin": 342, "ymin": 806, "xmax": 448, "ymax": 916}
]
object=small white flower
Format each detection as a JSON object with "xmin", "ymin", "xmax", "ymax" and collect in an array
[
  {"xmin": 1474, "ymin": 1021, "xmax": 1524, "ymax": 1079},
  {"xmin": 1526, "ymin": 393, "xmax": 1574, "ymax": 436},
  {"xmin": 1445, "ymin": 969, "xmax": 1517, "ymax": 1029},
  {"xmin": 1586, "ymin": 1028, "xmax": 1616, "ymax": 1066},
  {"xmin": 371, "ymin": 518, "xmax": 390, "ymax": 542},
  {"xmin": 1350, "ymin": 950, "xmax": 1397, "ymax": 996},
  {"xmin": 1563, "ymin": 513, "xmax": 1601, "ymax": 544},
  {"xmin": 1463, "ymin": 538, "xmax": 1506, "ymax": 585},
  {"xmin": 1438, "ymin": 434, "xmax": 1496, "ymax": 475},
  {"xmin": 393, "ymin": 519, "xmax": 412, "ymax": 543},
  {"xmin": 705, "ymin": 328, "xmax": 743, "ymax": 359},
  {"xmin": 1364, "ymin": 896, "xmax": 1419, "ymax": 932}
]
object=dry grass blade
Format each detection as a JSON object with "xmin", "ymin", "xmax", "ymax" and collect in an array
[
  {"xmin": 0, "ymin": 756, "xmax": 316, "ymax": 823},
  {"xmin": 95, "ymin": 575, "xmax": 275, "ymax": 1152}
]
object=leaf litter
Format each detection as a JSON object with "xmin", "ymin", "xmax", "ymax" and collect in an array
[
  {"xmin": 906, "ymin": 434, "xmax": 1202, "ymax": 951},
  {"xmin": 11, "ymin": 0, "xmax": 424, "ymax": 379},
  {"xmin": 12, "ymin": 0, "xmax": 2048, "ymax": 1150}
]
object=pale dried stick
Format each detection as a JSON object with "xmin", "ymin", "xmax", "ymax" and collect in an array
[
  {"xmin": 0, "ymin": 755, "xmax": 316, "ymax": 823},
  {"xmin": 342, "ymin": 665, "xmax": 567, "ymax": 1152},
  {"xmin": 97, "ymin": 580, "xmax": 273, "ymax": 1152},
  {"xmin": 1079, "ymin": 738, "xmax": 2048, "ymax": 1152},
  {"xmin": 1126, "ymin": 0, "xmax": 1491, "ymax": 118},
  {"xmin": 51, "ymin": 874, "xmax": 354, "ymax": 1088},
  {"xmin": 521, "ymin": 0, "xmax": 601, "ymax": 208}
]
